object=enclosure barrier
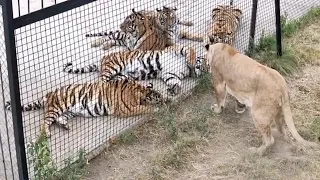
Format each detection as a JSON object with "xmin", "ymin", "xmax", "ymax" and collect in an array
[{"xmin": 0, "ymin": 0, "xmax": 317, "ymax": 179}]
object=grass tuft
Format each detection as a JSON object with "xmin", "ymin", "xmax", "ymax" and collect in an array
[
  {"xmin": 27, "ymin": 130, "xmax": 87, "ymax": 180},
  {"xmin": 253, "ymin": 7, "xmax": 320, "ymax": 75},
  {"xmin": 194, "ymin": 72, "xmax": 212, "ymax": 94}
]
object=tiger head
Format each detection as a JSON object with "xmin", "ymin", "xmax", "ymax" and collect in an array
[
  {"xmin": 155, "ymin": 6, "xmax": 179, "ymax": 30},
  {"xmin": 208, "ymin": 5, "xmax": 242, "ymax": 45},
  {"xmin": 194, "ymin": 56, "xmax": 209, "ymax": 76},
  {"xmin": 138, "ymin": 82, "xmax": 163, "ymax": 105},
  {"xmin": 120, "ymin": 8, "xmax": 152, "ymax": 36}
]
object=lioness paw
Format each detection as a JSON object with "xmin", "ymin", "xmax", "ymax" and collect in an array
[{"xmin": 211, "ymin": 104, "xmax": 223, "ymax": 114}]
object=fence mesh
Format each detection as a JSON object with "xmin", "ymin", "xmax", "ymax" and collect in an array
[
  {"xmin": 2, "ymin": 0, "xmax": 320, "ymax": 179},
  {"xmin": 8, "ymin": 0, "xmax": 252, "ymax": 177},
  {"xmin": 0, "ymin": 5, "xmax": 19, "ymax": 180}
]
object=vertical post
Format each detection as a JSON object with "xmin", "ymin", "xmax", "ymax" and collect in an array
[
  {"xmin": 275, "ymin": 0, "xmax": 282, "ymax": 56},
  {"xmin": 247, "ymin": 0, "xmax": 258, "ymax": 56},
  {"xmin": 2, "ymin": 0, "xmax": 29, "ymax": 179}
]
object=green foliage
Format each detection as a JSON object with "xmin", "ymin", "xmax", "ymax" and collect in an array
[
  {"xmin": 27, "ymin": 131, "xmax": 57, "ymax": 180},
  {"xmin": 251, "ymin": 7, "xmax": 320, "ymax": 75},
  {"xmin": 194, "ymin": 72, "xmax": 212, "ymax": 94},
  {"xmin": 117, "ymin": 130, "xmax": 138, "ymax": 145},
  {"xmin": 27, "ymin": 131, "xmax": 87, "ymax": 180}
]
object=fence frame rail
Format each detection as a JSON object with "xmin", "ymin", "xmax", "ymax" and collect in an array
[{"xmin": 0, "ymin": 0, "xmax": 284, "ymax": 178}]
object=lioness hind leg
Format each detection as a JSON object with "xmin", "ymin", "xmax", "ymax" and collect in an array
[
  {"xmin": 235, "ymin": 100, "xmax": 246, "ymax": 114},
  {"xmin": 250, "ymin": 108, "xmax": 276, "ymax": 156},
  {"xmin": 275, "ymin": 111, "xmax": 289, "ymax": 142}
]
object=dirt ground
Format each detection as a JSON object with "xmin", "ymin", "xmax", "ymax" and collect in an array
[{"xmin": 82, "ymin": 21, "xmax": 320, "ymax": 180}]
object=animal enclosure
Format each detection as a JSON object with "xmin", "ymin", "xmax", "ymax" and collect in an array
[{"xmin": 0, "ymin": 0, "xmax": 318, "ymax": 179}]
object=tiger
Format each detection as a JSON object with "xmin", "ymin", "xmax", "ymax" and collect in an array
[
  {"xmin": 204, "ymin": 5, "xmax": 243, "ymax": 46},
  {"xmin": 87, "ymin": 8, "xmax": 168, "ymax": 51},
  {"xmin": 5, "ymin": 79, "xmax": 163, "ymax": 138},
  {"xmin": 204, "ymin": 4, "xmax": 245, "ymax": 114},
  {"xmin": 63, "ymin": 45, "xmax": 208, "ymax": 96},
  {"xmin": 87, "ymin": 6, "xmax": 203, "ymax": 51}
]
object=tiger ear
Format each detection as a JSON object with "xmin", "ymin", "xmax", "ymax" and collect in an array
[
  {"xmin": 173, "ymin": 7, "xmax": 178, "ymax": 11},
  {"xmin": 146, "ymin": 83, "xmax": 153, "ymax": 89},
  {"xmin": 233, "ymin": 8, "xmax": 243, "ymax": 18},
  {"xmin": 205, "ymin": 44, "xmax": 210, "ymax": 51}
]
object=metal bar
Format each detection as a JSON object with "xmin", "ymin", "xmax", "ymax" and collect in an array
[
  {"xmin": 0, "ymin": 64, "xmax": 16, "ymax": 180},
  {"xmin": 2, "ymin": 0, "xmax": 29, "ymax": 179},
  {"xmin": 17, "ymin": 0, "xmax": 21, "ymax": 17},
  {"xmin": 28, "ymin": 0, "xmax": 30, "ymax": 14},
  {"xmin": 41, "ymin": 0, "xmax": 44, "ymax": 9},
  {"xmin": 247, "ymin": 0, "xmax": 258, "ymax": 56},
  {"xmin": 13, "ymin": 0, "xmax": 97, "ymax": 29},
  {"xmin": 275, "ymin": 0, "xmax": 282, "ymax": 56}
]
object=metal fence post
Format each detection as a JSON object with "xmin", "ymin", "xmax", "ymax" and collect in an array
[
  {"xmin": 275, "ymin": 0, "xmax": 282, "ymax": 56},
  {"xmin": 247, "ymin": 0, "xmax": 258, "ymax": 56},
  {"xmin": 1, "ymin": 0, "xmax": 29, "ymax": 179}
]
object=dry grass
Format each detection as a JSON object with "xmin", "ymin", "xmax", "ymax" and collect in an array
[{"xmin": 83, "ymin": 19, "xmax": 320, "ymax": 180}]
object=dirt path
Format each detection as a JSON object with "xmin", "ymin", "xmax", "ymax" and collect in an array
[
  {"xmin": 83, "ymin": 20, "xmax": 320, "ymax": 180},
  {"xmin": 82, "ymin": 64, "xmax": 320, "ymax": 180}
]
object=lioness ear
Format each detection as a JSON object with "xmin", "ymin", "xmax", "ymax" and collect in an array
[
  {"xmin": 204, "ymin": 44, "xmax": 210, "ymax": 51},
  {"xmin": 146, "ymin": 83, "xmax": 153, "ymax": 89}
]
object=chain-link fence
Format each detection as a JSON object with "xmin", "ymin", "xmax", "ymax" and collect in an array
[{"xmin": 0, "ymin": 0, "xmax": 319, "ymax": 179}]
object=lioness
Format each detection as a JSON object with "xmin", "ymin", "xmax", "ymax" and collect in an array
[{"xmin": 204, "ymin": 43, "xmax": 318, "ymax": 156}]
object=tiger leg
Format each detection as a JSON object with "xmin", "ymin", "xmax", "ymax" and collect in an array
[
  {"xmin": 178, "ymin": 20, "xmax": 194, "ymax": 26},
  {"xmin": 179, "ymin": 31, "xmax": 204, "ymax": 42},
  {"xmin": 42, "ymin": 110, "xmax": 76, "ymax": 138},
  {"xmin": 55, "ymin": 112, "xmax": 77, "ymax": 131},
  {"xmin": 91, "ymin": 38, "xmax": 107, "ymax": 47},
  {"xmin": 162, "ymin": 73, "xmax": 182, "ymax": 96},
  {"xmin": 101, "ymin": 40, "xmax": 123, "ymax": 50}
]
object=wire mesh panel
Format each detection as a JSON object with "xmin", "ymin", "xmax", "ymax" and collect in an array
[
  {"xmin": 5, "ymin": 0, "xmax": 255, "ymax": 178},
  {"xmin": 253, "ymin": 0, "xmax": 320, "ymax": 47},
  {"xmin": 0, "ymin": 5, "xmax": 19, "ymax": 180}
]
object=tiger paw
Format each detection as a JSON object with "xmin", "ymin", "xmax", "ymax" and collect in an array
[
  {"xmin": 167, "ymin": 85, "xmax": 181, "ymax": 96},
  {"xmin": 91, "ymin": 39, "xmax": 104, "ymax": 47},
  {"xmin": 44, "ymin": 129, "xmax": 51, "ymax": 138},
  {"xmin": 185, "ymin": 22, "xmax": 194, "ymax": 26},
  {"xmin": 61, "ymin": 124, "xmax": 70, "ymax": 131},
  {"xmin": 211, "ymin": 104, "xmax": 223, "ymax": 114}
]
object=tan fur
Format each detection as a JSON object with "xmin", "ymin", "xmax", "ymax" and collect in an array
[{"xmin": 206, "ymin": 43, "xmax": 318, "ymax": 156}]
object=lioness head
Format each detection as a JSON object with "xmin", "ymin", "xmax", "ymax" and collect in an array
[{"xmin": 204, "ymin": 43, "xmax": 238, "ymax": 70}]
